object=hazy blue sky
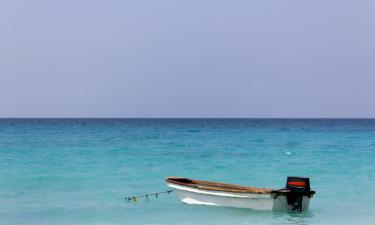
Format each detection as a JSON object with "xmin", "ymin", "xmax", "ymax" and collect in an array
[{"xmin": 1, "ymin": 0, "xmax": 375, "ymax": 118}]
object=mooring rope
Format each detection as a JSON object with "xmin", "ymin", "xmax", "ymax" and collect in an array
[{"xmin": 124, "ymin": 190, "xmax": 173, "ymax": 203}]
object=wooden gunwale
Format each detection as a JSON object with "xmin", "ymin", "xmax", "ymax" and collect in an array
[{"xmin": 166, "ymin": 177, "xmax": 273, "ymax": 194}]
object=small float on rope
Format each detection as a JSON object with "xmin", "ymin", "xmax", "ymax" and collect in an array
[{"xmin": 166, "ymin": 176, "xmax": 315, "ymax": 211}]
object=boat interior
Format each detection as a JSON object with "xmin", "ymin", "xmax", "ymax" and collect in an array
[{"xmin": 166, "ymin": 177, "xmax": 273, "ymax": 194}]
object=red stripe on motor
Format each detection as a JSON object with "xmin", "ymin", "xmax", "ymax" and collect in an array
[{"xmin": 288, "ymin": 181, "xmax": 306, "ymax": 187}]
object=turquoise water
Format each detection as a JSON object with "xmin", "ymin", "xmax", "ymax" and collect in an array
[{"xmin": 0, "ymin": 119, "xmax": 374, "ymax": 225}]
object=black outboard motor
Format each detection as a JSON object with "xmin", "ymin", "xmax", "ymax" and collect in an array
[{"xmin": 286, "ymin": 177, "xmax": 313, "ymax": 211}]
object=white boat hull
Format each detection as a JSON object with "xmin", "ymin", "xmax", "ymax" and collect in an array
[{"xmin": 167, "ymin": 183, "xmax": 311, "ymax": 211}]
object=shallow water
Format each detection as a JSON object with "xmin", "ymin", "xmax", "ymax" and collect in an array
[{"xmin": 0, "ymin": 119, "xmax": 374, "ymax": 225}]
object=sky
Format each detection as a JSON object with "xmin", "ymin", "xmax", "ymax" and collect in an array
[{"xmin": 1, "ymin": 0, "xmax": 375, "ymax": 118}]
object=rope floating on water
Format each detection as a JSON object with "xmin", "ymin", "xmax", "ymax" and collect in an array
[{"xmin": 124, "ymin": 190, "xmax": 173, "ymax": 203}]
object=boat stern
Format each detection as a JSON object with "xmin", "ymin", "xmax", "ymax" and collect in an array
[{"xmin": 271, "ymin": 177, "xmax": 315, "ymax": 211}]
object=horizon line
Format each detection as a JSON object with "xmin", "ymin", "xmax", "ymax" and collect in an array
[{"xmin": 0, "ymin": 117, "xmax": 374, "ymax": 119}]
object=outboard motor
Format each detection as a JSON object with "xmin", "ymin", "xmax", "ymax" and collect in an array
[{"xmin": 285, "ymin": 177, "xmax": 313, "ymax": 211}]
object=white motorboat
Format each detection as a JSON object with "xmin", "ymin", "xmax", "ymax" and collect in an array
[{"xmin": 166, "ymin": 176, "xmax": 315, "ymax": 211}]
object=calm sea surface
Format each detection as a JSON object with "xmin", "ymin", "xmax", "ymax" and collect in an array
[{"xmin": 0, "ymin": 119, "xmax": 374, "ymax": 225}]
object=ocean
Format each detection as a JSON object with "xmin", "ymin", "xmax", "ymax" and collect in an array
[{"xmin": 0, "ymin": 119, "xmax": 374, "ymax": 225}]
